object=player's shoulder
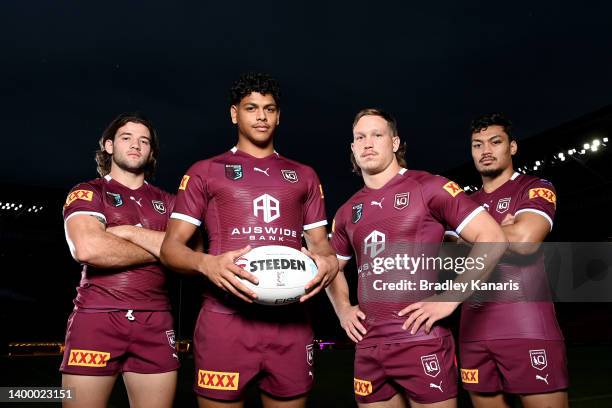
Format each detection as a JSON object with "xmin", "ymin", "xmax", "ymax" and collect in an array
[
  {"xmin": 69, "ymin": 177, "xmax": 104, "ymax": 193},
  {"xmin": 515, "ymin": 173, "xmax": 556, "ymax": 193},
  {"xmin": 403, "ymin": 169, "xmax": 459, "ymax": 192},
  {"xmin": 145, "ymin": 181, "xmax": 173, "ymax": 197},
  {"xmin": 277, "ymin": 155, "xmax": 317, "ymax": 174}
]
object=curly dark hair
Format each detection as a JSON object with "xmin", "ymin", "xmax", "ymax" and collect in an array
[
  {"xmin": 95, "ymin": 112, "xmax": 160, "ymax": 178},
  {"xmin": 470, "ymin": 112, "xmax": 514, "ymax": 140},
  {"xmin": 350, "ymin": 108, "xmax": 407, "ymax": 175},
  {"xmin": 229, "ymin": 72, "xmax": 281, "ymax": 107}
]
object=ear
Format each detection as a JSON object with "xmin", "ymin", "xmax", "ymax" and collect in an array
[
  {"xmin": 104, "ymin": 139, "xmax": 114, "ymax": 155},
  {"xmin": 510, "ymin": 140, "xmax": 517, "ymax": 156},
  {"xmin": 230, "ymin": 105, "xmax": 238, "ymax": 125},
  {"xmin": 392, "ymin": 136, "xmax": 400, "ymax": 153}
]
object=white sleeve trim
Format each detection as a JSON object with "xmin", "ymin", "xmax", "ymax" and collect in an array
[
  {"xmin": 303, "ymin": 219, "xmax": 328, "ymax": 230},
  {"xmin": 336, "ymin": 254, "xmax": 352, "ymax": 260},
  {"xmin": 170, "ymin": 212, "xmax": 202, "ymax": 227},
  {"xmin": 64, "ymin": 211, "xmax": 107, "ymax": 224},
  {"xmin": 455, "ymin": 206, "xmax": 485, "ymax": 235},
  {"xmin": 515, "ymin": 208, "xmax": 553, "ymax": 231},
  {"xmin": 444, "ymin": 230, "xmax": 459, "ymax": 238}
]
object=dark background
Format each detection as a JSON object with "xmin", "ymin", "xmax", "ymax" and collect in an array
[{"xmin": 1, "ymin": 1, "xmax": 611, "ymax": 406}]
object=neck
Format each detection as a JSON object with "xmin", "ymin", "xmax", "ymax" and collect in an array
[
  {"xmin": 108, "ymin": 166, "xmax": 145, "ymax": 190},
  {"xmin": 236, "ymin": 135, "xmax": 275, "ymax": 158},
  {"xmin": 481, "ymin": 166, "xmax": 515, "ymax": 193},
  {"xmin": 363, "ymin": 160, "xmax": 401, "ymax": 189}
]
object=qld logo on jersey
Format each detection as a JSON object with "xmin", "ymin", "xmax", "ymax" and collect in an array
[
  {"xmin": 281, "ymin": 169, "xmax": 298, "ymax": 183},
  {"xmin": 529, "ymin": 349, "xmax": 548, "ymax": 371},
  {"xmin": 165, "ymin": 330, "xmax": 176, "ymax": 348},
  {"xmin": 352, "ymin": 203, "xmax": 363, "ymax": 224},
  {"xmin": 496, "ymin": 197, "xmax": 511, "ymax": 213},
  {"xmin": 394, "ymin": 192, "xmax": 410, "ymax": 210},
  {"xmin": 152, "ymin": 200, "xmax": 166, "ymax": 214},
  {"xmin": 421, "ymin": 354, "xmax": 441, "ymax": 378},
  {"xmin": 363, "ymin": 230, "xmax": 385, "ymax": 258},
  {"xmin": 225, "ymin": 164, "xmax": 243, "ymax": 180}
]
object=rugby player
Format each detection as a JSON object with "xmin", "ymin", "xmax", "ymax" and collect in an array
[
  {"xmin": 61, "ymin": 113, "xmax": 178, "ymax": 408},
  {"xmin": 456, "ymin": 113, "xmax": 568, "ymax": 408},
  {"xmin": 327, "ymin": 109, "xmax": 507, "ymax": 407},
  {"xmin": 160, "ymin": 72, "xmax": 338, "ymax": 408}
]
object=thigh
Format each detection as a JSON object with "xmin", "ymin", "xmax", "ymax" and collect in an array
[
  {"xmin": 123, "ymin": 311, "xmax": 180, "ymax": 374},
  {"xmin": 459, "ymin": 341, "xmax": 503, "ymax": 393},
  {"xmin": 261, "ymin": 393, "xmax": 307, "ymax": 408},
  {"xmin": 383, "ymin": 337, "xmax": 457, "ymax": 405},
  {"xmin": 193, "ymin": 309, "xmax": 260, "ymax": 401},
  {"xmin": 489, "ymin": 339, "xmax": 569, "ymax": 394},
  {"xmin": 61, "ymin": 373, "xmax": 117, "ymax": 408},
  {"xmin": 123, "ymin": 371, "xmax": 177, "ymax": 408},
  {"xmin": 60, "ymin": 311, "xmax": 129, "ymax": 376}
]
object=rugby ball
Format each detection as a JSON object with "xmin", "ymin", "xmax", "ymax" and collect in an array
[{"xmin": 234, "ymin": 245, "xmax": 318, "ymax": 306}]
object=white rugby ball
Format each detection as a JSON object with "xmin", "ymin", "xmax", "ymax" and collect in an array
[{"xmin": 234, "ymin": 245, "xmax": 318, "ymax": 306}]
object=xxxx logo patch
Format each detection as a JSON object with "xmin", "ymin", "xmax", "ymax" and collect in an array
[
  {"xmin": 443, "ymin": 181, "xmax": 463, "ymax": 197},
  {"xmin": 354, "ymin": 378, "xmax": 372, "ymax": 396},
  {"xmin": 197, "ymin": 370, "xmax": 239, "ymax": 391},
  {"xmin": 67, "ymin": 349, "xmax": 110, "ymax": 367},
  {"xmin": 460, "ymin": 368, "xmax": 479, "ymax": 384},
  {"xmin": 65, "ymin": 190, "xmax": 93, "ymax": 208},
  {"xmin": 529, "ymin": 188, "xmax": 556, "ymax": 207}
]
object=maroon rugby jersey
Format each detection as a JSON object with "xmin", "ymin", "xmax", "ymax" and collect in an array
[
  {"xmin": 459, "ymin": 172, "xmax": 563, "ymax": 341},
  {"xmin": 63, "ymin": 175, "xmax": 174, "ymax": 310},
  {"xmin": 171, "ymin": 147, "xmax": 327, "ymax": 313},
  {"xmin": 331, "ymin": 169, "xmax": 482, "ymax": 347}
]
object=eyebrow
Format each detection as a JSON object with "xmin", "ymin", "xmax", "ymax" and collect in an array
[
  {"xmin": 118, "ymin": 131, "xmax": 150, "ymax": 140},
  {"xmin": 472, "ymin": 134, "xmax": 503, "ymax": 143},
  {"xmin": 244, "ymin": 103, "xmax": 277, "ymax": 108}
]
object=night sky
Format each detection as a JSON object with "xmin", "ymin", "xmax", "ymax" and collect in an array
[{"xmin": 2, "ymin": 1, "xmax": 612, "ymax": 211}]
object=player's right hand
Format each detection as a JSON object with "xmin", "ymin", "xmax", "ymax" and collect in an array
[
  {"xmin": 337, "ymin": 304, "xmax": 367, "ymax": 343},
  {"xmin": 200, "ymin": 245, "xmax": 259, "ymax": 303}
]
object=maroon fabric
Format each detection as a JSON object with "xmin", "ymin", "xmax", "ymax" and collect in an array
[
  {"xmin": 354, "ymin": 336, "xmax": 458, "ymax": 404},
  {"xmin": 461, "ymin": 173, "xmax": 563, "ymax": 341},
  {"xmin": 60, "ymin": 310, "xmax": 179, "ymax": 375},
  {"xmin": 63, "ymin": 176, "xmax": 174, "ymax": 310},
  {"xmin": 459, "ymin": 338, "xmax": 569, "ymax": 393},
  {"xmin": 171, "ymin": 148, "xmax": 327, "ymax": 313},
  {"xmin": 331, "ymin": 170, "xmax": 481, "ymax": 347},
  {"xmin": 192, "ymin": 308, "xmax": 313, "ymax": 400}
]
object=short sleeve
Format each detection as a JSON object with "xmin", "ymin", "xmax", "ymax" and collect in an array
[
  {"xmin": 515, "ymin": 179, "xmax": 556, "ymax": 230},
  {"xmin": 424, "ymin": 176, "xmax": 483, "ymax": 235},
  {"xmin": 330, "ymin": 208, "xmax": 352, "ymax": 260},
  {"xmin": 170, "ymin": 162, "xmax": 209, "ymax": 227},
  {"xmin": 63, "ymin": 182, "xmax": 106, "ymax": 224},
  {"xmin": 302, "ymin": 168, "xmax": 328, "ymax": 230}
]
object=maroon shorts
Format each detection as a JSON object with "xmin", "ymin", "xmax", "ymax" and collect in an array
[
  {"xmin": 60, "ymin": 310, "xmax": 179, "ymax": 375},
  {"xmin": 354, "ymin": 335, "xmax": 458, "ymax": 404},
  {"xmin": 193, "ymin": 308, "xmax": 314, "ymax": 401},
  {"xmin": 459, "ymin": 339, "xmax": 569, "ymax": 394}
]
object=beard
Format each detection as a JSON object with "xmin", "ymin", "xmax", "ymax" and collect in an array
[
  {"xmin": 478, "ymin": 166, "xmax": 504, "ymax": 178},
  {"xmin": 113, "ymin": 155, "xmax": 148, "ymax": 174}
]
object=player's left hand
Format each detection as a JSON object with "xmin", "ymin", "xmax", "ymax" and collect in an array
[
  {"xmin": 300, "ymin": 247, "xmax": 339, "ymax": 303},
  {"xmin": 398, "ymin": 297, "xmax": 460, "ymax": 334}
]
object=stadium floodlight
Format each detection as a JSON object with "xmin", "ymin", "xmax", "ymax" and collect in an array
[
  {"xmin": 568, "ymin": 149, "xmax": 574, "ymax": 155},
  {"xmin": 533, "ymin": 166, "xmax": 538, "ymax": 171},
  {"xmin": 535, "ymin": 160, "xmax": 541, "ymax": 166},
  {"xmin": 580, "ymin": 149, "xmax": 586, "ymax": 154},
  {"xmin": 560, "ymin": 156, "xmax": 566, "ymax": 161},
  {"xmin": 583, "ymin": 143, "xmax": 590, "ymax": 150},
  {"xmin": 27, "ymin": 208, "xmax": 31, "ymax": 212},
  {"xmin": 591, "ymin": 145, "xmax": 598, "ymax": 152},
  {"xmin": 604, "ymin": 137, "xmax": 609, "ymax": 143},
  {"xmin": 18, "ymin": 204, "xmax": 22, "ymax": 208},
  {"xmin": 593, "ymin": 139, "xmax": 601, "ymax": 147}
]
